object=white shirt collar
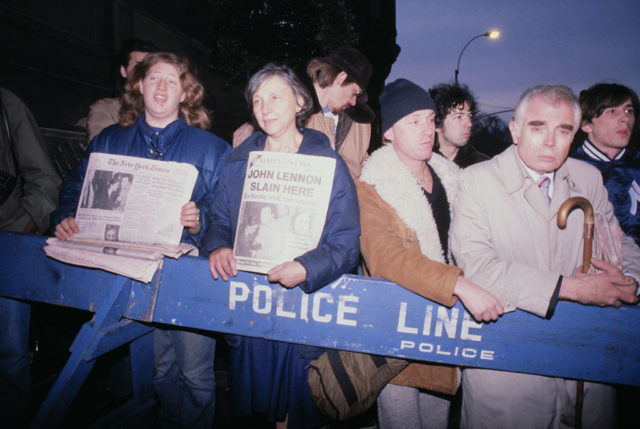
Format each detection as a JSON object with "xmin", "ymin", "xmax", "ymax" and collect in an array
[{"xmin": 516, "ymin": 149, "xmax": 555, "ymax": 197}]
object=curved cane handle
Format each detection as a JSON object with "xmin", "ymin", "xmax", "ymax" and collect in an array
[{"xmin": 557, "ymin": 197, "xmax": 594, "ymax": 273}]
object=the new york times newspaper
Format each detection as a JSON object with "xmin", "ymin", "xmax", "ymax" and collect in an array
[
  {"xmin": 44, "ymin": 153, "xmax": 198, "ymax": 282},
  {"xmin": 234, "ymin": 152, "xmax": 336, "ymax": 274}
]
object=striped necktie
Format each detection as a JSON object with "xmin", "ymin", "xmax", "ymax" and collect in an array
[{"xmin": 537, "ymin": 176, "xmax": 551, "ymax": 205}]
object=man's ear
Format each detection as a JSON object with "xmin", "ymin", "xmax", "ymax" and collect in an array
[
  {"xmin": 120, "ymin": 66, "xmax": 128, "ymax": 79},
  {"xmin": 335, "ymin": 71, "xmax": 348, "ymax": 86},
  {"xmin": 581, "ymin": 121, "xmax": 593, "ymax": 134},
  {"xmin": 383, "ymin": 128, "xmax": 394, "ymax": 142},
  {"xmin": 508, "ymin": 120, "xmax": 519, "ymax": 145}
]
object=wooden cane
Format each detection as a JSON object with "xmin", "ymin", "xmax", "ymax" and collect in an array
[
  {"xmin": 557, "ymin": 197, "xmax": 594, "ymax": 274},
  {"xmin": 557, "ymin": 196, "xmax": 594, "ymax": 429}
]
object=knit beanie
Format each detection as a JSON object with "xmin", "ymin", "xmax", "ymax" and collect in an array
[{"xmin": 380, "ymin": 78, "xmax": 436, "ymax": 133}]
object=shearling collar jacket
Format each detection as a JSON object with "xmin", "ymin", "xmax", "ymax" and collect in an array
[
  {"xmin": 356, "ymin": 144, "xmax": 463, "ymax": 394},
  {"xmin": 360, "ymin": 144, "xmax": 459, "ymax": 263}
]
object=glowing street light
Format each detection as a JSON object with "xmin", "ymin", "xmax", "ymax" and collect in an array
[{"xmin": 454, "ymin": 30, "xmax": 501, "ymax": 85}]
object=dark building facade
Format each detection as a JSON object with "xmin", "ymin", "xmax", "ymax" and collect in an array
[{"xmin": 1, "ymin": 0, "xmax": 398, "ymax": 154}]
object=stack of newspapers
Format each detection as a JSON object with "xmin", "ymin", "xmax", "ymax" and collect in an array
[{"xmin": 44, "ymin": 153, "xmax": 198, "ymax": 283}]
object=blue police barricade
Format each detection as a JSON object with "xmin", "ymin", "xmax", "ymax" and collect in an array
[{"xmin": 1, "ymin": 232, "xmax": 639, "ymax": 427}]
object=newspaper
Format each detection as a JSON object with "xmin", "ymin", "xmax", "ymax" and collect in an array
[
  {"xmin": 234, "ymin": 151, "xmax": 336, "ymax": 274},
  {"xmin": 590, "ymin": 211, "xmax": 623, "ymax": 273},
  {"xmin": 44, "ymin": 153, "xmax": 199, "ymax": 282}
]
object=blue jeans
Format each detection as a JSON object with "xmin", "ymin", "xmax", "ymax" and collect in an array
[
  {"xmin": 153, "ymin": 328, "xmax": 216, "ymax": 429},
  {"xmin": 0, "ymin": 297, "xmax": 31, "ymax": 426}
]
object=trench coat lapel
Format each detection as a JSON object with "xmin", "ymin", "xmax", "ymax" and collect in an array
[
  {"xmin": 550, "ymin": 165, "xmax": 572, "ymax": 217},
  {"xmin": 501, "ymin": 146, "xmax": 554, "ymax": 219},
  {"xmin": 524, "ymin": 182, "xmax": 555, "ymax": 219}
]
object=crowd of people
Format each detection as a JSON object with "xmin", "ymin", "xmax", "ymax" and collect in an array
[{"xmin": 1, "ymin": 37, "xmax": 639, "ymax": 429}]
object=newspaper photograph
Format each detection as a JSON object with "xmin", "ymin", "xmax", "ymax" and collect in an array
[
  {"xmin": 234, "ymin": 151, "xmax": 336, "ymax": 274},
  {"xmin": 44, "ymin": 153, "xmax": 199, "ymax": 282}
]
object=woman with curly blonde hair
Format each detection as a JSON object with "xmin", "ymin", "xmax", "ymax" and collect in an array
[
  {"xmin": 119, "ymin": 51, "xmax": 211, "ymax": 130},
  {"xmin": 52, "ymin": 51, "xmax": 230, "ymax": 428}
]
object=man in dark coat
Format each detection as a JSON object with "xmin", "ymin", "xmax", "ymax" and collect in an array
[
  {"xmin": 0, "ymin": 88, "xmax": 61, "ymax": 426},
  {"xmin": 430, "ymin": 83, "xmax": 489, "ymax": 168},
  {"xmin": 571, "ymin": 83, "xmax": 640, "ymax": 245}
]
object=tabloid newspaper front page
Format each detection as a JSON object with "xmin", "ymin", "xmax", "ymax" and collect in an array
[
  {"xmin": 234, "ymin": 151, "xmax": 336, "ymax": 274},
  {"xmin": 44, "ymin": 153, "xmax": 198, "ymax": 282}
]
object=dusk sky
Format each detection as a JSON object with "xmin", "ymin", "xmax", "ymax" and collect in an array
[{"xmin": 388, "ymin": 0, "xmax": 640, "ymax": 122}]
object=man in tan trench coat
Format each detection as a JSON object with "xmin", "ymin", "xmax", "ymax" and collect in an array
[{"xmin": 451, "ymin": 84, "xmax": 640, "ymax": 429}]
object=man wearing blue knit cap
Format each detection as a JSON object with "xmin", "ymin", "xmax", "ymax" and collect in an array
[{"xmin": 356, "ymin": 80, "xmax": 503, "ymax": 428}]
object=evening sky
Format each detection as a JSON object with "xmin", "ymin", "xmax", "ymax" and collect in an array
[{"xmin": 388, "ymin": 0, "xmax": 640, "ymax": 121}]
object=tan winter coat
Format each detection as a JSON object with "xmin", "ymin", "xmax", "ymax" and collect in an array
[
  {"xmin": 306, "ymin": 111, "xmax": 370, "ymax": 179},
  {"xmin": 87, "ymin": 97, "xmax": 121, "ymax": 142},
  {"xmin": 357, "ymin": 144, "xmax": 463, "ymax": 395}
]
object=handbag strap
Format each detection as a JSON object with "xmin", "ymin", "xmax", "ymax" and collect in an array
[{"xmin": 0, "ymin": 89, "xmax": 24, "ymax": 190}]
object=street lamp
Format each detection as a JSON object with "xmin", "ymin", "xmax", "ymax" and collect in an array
[{"xmin": 454, "ymin": 30, "xmax": 500, "ymax": 85}]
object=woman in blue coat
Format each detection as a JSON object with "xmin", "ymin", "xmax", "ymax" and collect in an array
[
  {"xmin": 204, "ymin": 63, "xmax": 360, "ymax": 428},
  {"xmin": 52, "ymin": 52, "xmax": 230, "ymax": 429}
]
